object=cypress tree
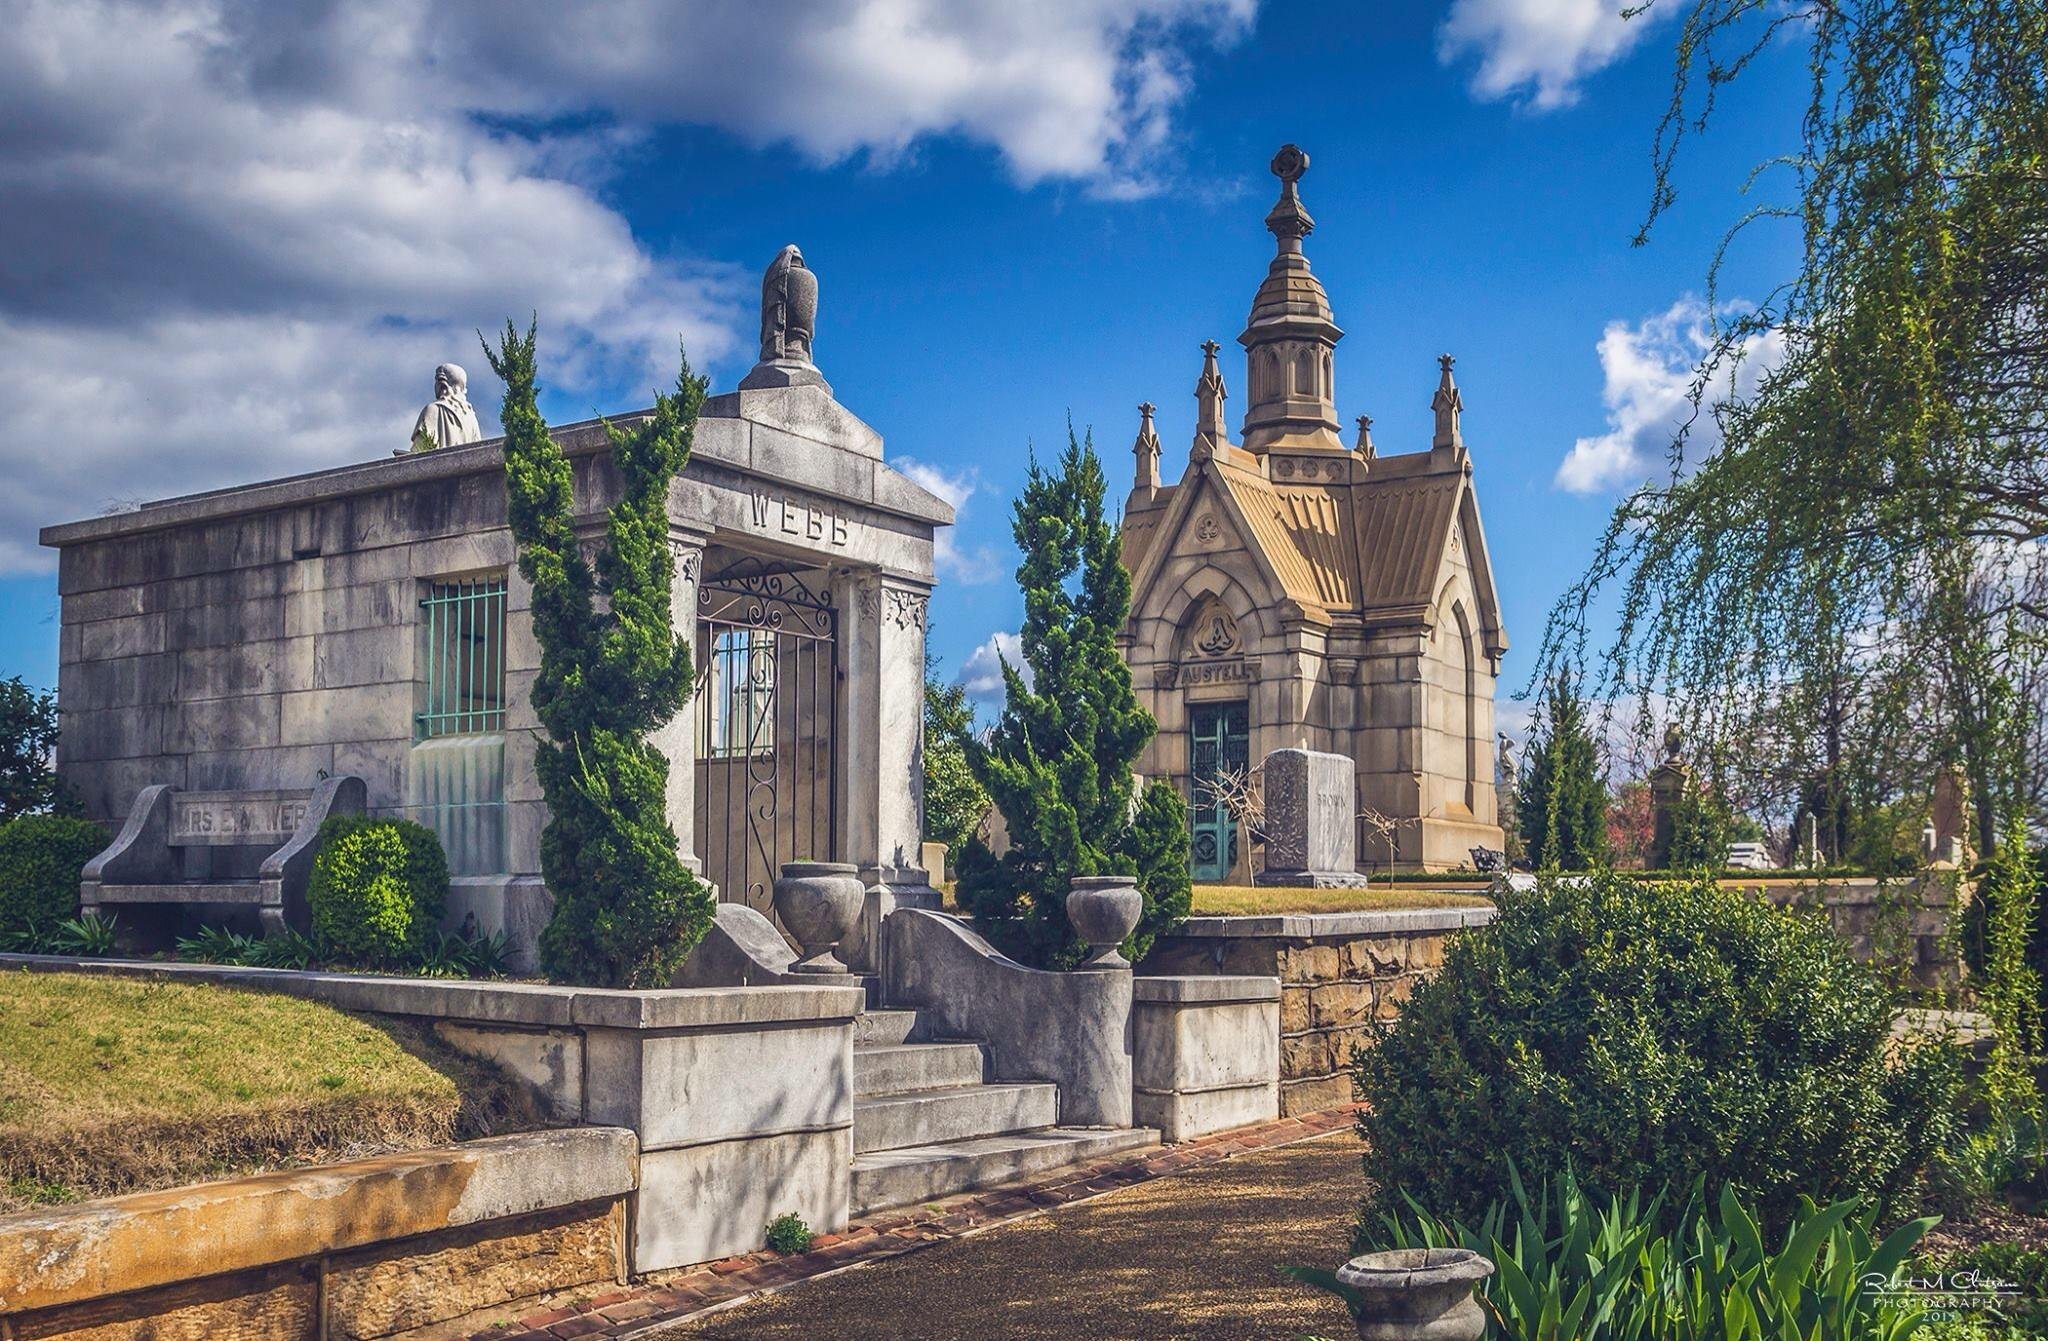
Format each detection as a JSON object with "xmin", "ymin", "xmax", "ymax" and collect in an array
[
  {"xmin": 1518, "ymin": 676, "xmax": 1609, "ymax": 871},
  {"xmin": 953, "ymin": 428, "xmax": 1190, "ymax": 967},
  {"xmin": 486, "ymin": 320, "xmax": 716, "ymax": 988}
]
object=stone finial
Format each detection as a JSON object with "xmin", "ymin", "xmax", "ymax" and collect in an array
[
  {"xmin": 1193, "ymin": 340, "xmax": 1228, "ymax": 458},
  {"xmin": 741, "ymin": 243, "xmax": 828, "ymax": 391},
  {"xmin": 1431, "ymin": 353, "xmax": 1464, "ymax": 452},
  {"xmin": 1355, "ymin": 413, "xmax": 1376, "ymax": 460},
  {"xmin": 408, "ymin": 362, "xmax": 482, "ymax": 453},
  {"xmin": 1265, "ymin": 144, "xmax": 1314, "ymax": 255},
  {"xmin": 1132, "ymin": 401, "xmax": 1162, "ymax": 493}
]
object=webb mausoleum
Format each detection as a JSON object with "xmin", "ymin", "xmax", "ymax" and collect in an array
[
  {"xmin": 1119, "ymin": 145, "xmax": 1509, "ymax": 876},
  {"xmin": 41, "ymin": 247, "xmax": 950, "ymax": 969}
]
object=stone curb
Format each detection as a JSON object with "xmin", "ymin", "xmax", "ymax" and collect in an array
[{"xmin": 456, "ymin": 1104, "xmax": 1363, "ymax": 1340}]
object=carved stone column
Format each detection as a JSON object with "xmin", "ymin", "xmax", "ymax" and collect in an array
[
  {"xmin": 653, "ymin": 531, "xmax": 709, "ymax": 876},
  {"xmin": 838, "ymin": 570, "xmax": 938, "ymax": 974}
]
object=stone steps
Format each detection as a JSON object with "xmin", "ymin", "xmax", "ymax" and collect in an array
[
  {"xmin": 853, "ymin": 1042, "xmax": 986, "ymax": 1098},
  {"xmin": 853, "ymin": 1082, "xmax": 1059, "ymax": 1155},
  {"xmin": 852, "ymin": 1008, "xmax": 927, "ymax": 1047},
  {"xmin": 849, "ymin": 1127, "xmax": 1160, "ymax": 1216}
]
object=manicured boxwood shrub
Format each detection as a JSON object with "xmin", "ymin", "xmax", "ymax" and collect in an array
[
  {"xmin": 306, "ymin": 816, "xmax": 448, "ymax": 965},
  {"xmin": 1353, "ymin": 870, "xmax": 1960, "ymax": 1231},
  {"xmin": 0, "ymin": 813, "xmax": 106, "ymax": 941}
]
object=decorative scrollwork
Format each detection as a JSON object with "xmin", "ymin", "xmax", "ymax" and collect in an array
[
  {"xmin": 884, "ymin": 588, "xmax": 928, "ymax": 632},
  {"xmin": 699, "ymin": 553, "xmax": 836, "ymax": 640}
]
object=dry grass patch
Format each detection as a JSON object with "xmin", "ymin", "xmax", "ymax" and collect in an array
[
  {"xmin": 0, "ymin": 970, "xmax": 539, "ymax": 1212},
  {"xmin": 1188, "ymin": 884, "xmax": 1493, "ymax": 917}
]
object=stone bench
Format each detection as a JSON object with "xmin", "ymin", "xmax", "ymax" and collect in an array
[{"xmin": 80, "ymin": 776, "xmax": 366, "ymax": 936}]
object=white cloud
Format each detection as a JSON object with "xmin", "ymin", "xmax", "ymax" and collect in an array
[
  {"xmin": 958, "ymin": 630, "xmax": 1031, "ymax": 703},
  {"xmin": 0, "ymin": 0, "xmax": 1250, "ymax": 574},
  {"xmin": 1438, "ymin": 0, "xmax": 1668, "ymax": 109},
  {"xmin": 1554, "ymin": 297, "xmax": 1782, "ymax": 494},
  {"xmin": 448, "ymin": 0, "xmax": 1256, "ymax": 196},
  {"xmin": 896, "ymin": 458, "xmax": 1007, "ymax": 585}
]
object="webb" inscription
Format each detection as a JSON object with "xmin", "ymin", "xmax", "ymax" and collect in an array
[{"xmin": 748, "ymin": 491, "xmax": 850, "ymax": 547}]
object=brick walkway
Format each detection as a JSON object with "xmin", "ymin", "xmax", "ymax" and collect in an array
[{"xmin": 459, "ymin": 1105, "xmax": 1360, "ymax": 1341}]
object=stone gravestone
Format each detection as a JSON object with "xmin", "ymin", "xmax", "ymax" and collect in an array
[{"xmin": 1255, "ymin": 748, "xmax": 1367, "ymax": 887}]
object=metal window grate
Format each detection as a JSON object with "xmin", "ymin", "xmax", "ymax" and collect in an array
[
  {"xmin": 418, "ymin": 578, "xmax": 507, "ymax": 738},
  {"xmin": 699, "ymin": 628, "xmax": 776, "ymax": 759}
]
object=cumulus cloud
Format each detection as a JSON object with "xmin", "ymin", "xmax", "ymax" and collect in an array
[
  {"xmin": 0, "ymin": 0, "xmax": 1250, "ymax": 574},
  {"xmin": 958, "ymin": 630, "xmax": 1030, "ymax": 704},
  {"xmin": 1554, "ymin": 298, "xmax": 1782, "ymax": 494},
  {"xmin": 1438, "ymin": 0, "xmax": 1668, "ymax": 109},
  {"xmin": 895, "ymin": 458, "xmax": 1006, "ymax": 585}
]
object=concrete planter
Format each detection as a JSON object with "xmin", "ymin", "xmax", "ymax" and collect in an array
[
  {"xmin": 1067, "ymin": 876, "xmax": 1143, "ymax": 968},
  {"xmin": 775, "ymin": 861, "xmax": 866, "ymax": 974},
  {"xmin": 1335, "ymin": 1248, "xmax": 1493, "ymax": 1341}
]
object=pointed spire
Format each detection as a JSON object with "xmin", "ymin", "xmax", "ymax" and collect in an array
[
  {"xmin": 1132, "ymin": 401, "xmax": 1161, "ymax": 494},
  {"xmin": 1193, "ymin": 340, "xmax": 1228, "ymax": 458},
  {"xmin": 1238, "ymin": 144, "xmax": 1345, "ymax": 453},
  {"xmin": 1355, "ymin": 413, "xmax": 1376, "ymax": 460},
  {"xmin": 1431, "ymin": 353, "xmax": 1464, "ymax": 452}
]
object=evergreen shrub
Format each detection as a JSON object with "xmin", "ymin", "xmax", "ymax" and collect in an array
[
  {"xmin": 0, "ymin": 814, "xmax": 105, "ymax": 940},
  {"xmin": 952, "ymin": 429, "xmax": 1189, "ymax": 967},
  {"xmin": 1353, "ymin": 870, "xmax": 1961, "ymax": 1231},
  {"xmin": 306, "ymin": 816, "xmax": 448, "ymax": 965}
]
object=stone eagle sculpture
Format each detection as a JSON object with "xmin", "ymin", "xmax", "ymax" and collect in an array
[{"xmin": 759, "ymin": 243, "xmax": 817, "ymax": 366}]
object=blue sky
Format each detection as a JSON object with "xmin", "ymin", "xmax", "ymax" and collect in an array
[{"xmin": 0, "ymin": 1, "xmax": 1807, "ymax": 739}]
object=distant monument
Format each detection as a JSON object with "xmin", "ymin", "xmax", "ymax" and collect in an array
[
  {"xmin": 742, "ymin": 244, "xmax": 825, "ymax": 390},
  {"xmin": 1647, "ymin": 723, "xmax": 1691, "ymax": 870},
  {"xmin": 408, "ymin": 362, "xmax": 482, "ymax": 452}
]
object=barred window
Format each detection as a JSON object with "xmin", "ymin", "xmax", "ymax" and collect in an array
[
  {"xmin": 418, "ymin": 577, "xmax": 507, "ymax": 738},
  {"xmin": 698, "ymin": 628, "xmax": 775, "ymax": 759}
]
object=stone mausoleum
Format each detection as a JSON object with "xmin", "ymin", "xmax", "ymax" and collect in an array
[
  {"xmin": 41, "ymin": 246, "xmax": 949, "ymax": 969},
  {"xmin": 1120, "ymin": 146, "xmax": 1509, "ymax": 875}
]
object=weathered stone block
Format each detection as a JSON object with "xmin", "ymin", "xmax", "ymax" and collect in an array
[
  {"xmin": 7, "ymin": 1262, "xmax": 319, "ymax": 1341},
  {"xmin": 581, "ymin": 1018, "xmax": 852, "ymax": 1151},
  {"xmin": 1280, "ymin": 1031, "xmax": 1332, "ymax": 1078},
  {"xmin": 634, "ymin": 1127, "xmax": 850, "ymax": 1272},
  {"xmin": 1279, "ymin": 984, "xmax": 1311, "ymax": 1034},
  {"xmin": 323, "ymin": 1200, "xmax": 621, "ymax": 1339},
  {"xmin": 1309, "ymin": 981, "xmax": 1375, "ymax": 1030},
  {"xmin": 1278, "ymin": 942, "xmax": 1340, "ymax": 983},
  {"xmin": 1375, "ymin": 976, "xmax": 1417, "ymax": 1019},
  {"xmin": 1281, "ymin": 1072, "xmax": 1353, "ymax": 1117}
]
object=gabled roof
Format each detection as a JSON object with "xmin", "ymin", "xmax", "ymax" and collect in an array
[{"xmin": 1122, "ymin": 441, "xmax": 1507, "ymax": 654}]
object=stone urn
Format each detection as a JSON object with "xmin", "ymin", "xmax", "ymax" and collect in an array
[
  {"xmin": 1066, "ymin": 875, "xmax": 1143, "ymax": 968},
  {"xmin": 1335, "ymin": 1248, "xmax": 1493, "ymax": 1341},
  {"xmin": 773, "ymin": 861, "xmax": 866, "ymax": 974}
]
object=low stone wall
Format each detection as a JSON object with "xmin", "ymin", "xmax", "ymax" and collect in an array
[
  {"xmin": 0, "ymin": 955, "xmax": 864, "ymax": 1274},
  {"xmin": 1733, "ymin": 873, "xmax": 1962, "ymax": 992},
  {"xmin": 0, "ymin": 1128, "xmax": 634, "ymax": 1340},
  {"xmin": 1131, "ymin": 975, "xmax": 1280, "ymax": 1141},
  {"xmin": 1140, "ymin": 908, "xmax": 1496, "ymax": 1115}
]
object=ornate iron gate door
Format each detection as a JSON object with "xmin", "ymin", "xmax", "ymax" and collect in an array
[
  {"xmin": 1188, "ymin": 700, "xmax": 1249, "ymax": 882},
  {"xmin": 694, "ymin": 558, "xmax": 839, "ymax": 913}
]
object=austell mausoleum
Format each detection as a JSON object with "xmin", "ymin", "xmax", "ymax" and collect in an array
[
  {"xmin": 41, "ymin": 246, "xmax": 950, "ymax": 970},
  {"xmin": 1120, "ymin": 145, "xmax": 1509, "ymax": 876}
]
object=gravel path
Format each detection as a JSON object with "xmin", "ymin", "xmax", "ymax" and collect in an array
[{"xmin": 655, "ymin": 1130, "xmax": 1364, "ymax": 1341}]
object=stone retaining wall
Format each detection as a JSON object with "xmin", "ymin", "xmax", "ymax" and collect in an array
[
  {"xmin": 0, "ymin": 955, "xmax": 865, "ymax": 1274},
  {"xmin": 0, "ymin": 1128, "xmax": 634, "ymax": 1340},
  {"xmin": 1735, "ymin": 873, "xmax": 1962, "ymax": 992},
  {"xmin": 1140, "ymin": 908, "xmax": 1496, "ymax": 1115}
]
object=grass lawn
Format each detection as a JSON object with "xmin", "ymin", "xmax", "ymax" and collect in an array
[
  {"xmin": 0, "ymin": 970, "xmax": 539, "ymax": 1212},
  {"xmin": 1188, "ymin": 884, "xmax": 1493, "ymax": 916}
]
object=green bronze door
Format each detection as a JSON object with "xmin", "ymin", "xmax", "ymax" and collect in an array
[{"xmin": 1188, "ymin": 701, "xmax": 1249, "ymax": 882}]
